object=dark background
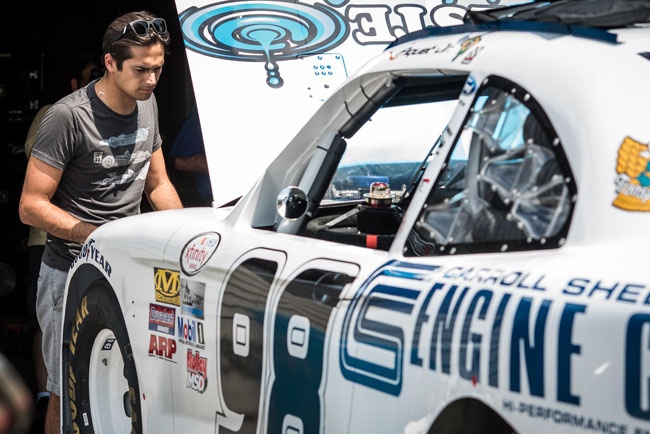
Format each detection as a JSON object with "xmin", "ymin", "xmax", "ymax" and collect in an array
[{"xmin": 0, "ymin": 0, "xmax": 198, "ymax": 396}]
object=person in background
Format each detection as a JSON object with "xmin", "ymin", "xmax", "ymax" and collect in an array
[
  {"xmin": 19, "ymin": 11, "xmax": 182, "ymax": 434},
  {"xmin": 22, "ymin": 53, "xmax": 103, "ymax": 434},
  {"xmin": 170, "ymin": 106, "xmax": 212, "ymax": 206}
]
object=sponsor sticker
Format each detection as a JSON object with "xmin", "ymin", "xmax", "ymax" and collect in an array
[
  {"xmin": 186, "ymin": 349, "xmax": 208, "ymax": 393},
  {"xmin": 177, "ymin": 315, "xmax": 205, "ymax": 349},
  {"xmin": 180, "ymin": 233, "xmax": 220, "ymax": 276},
  {"xmin": 149, "ymin": 303, "xmax": 176, "ymax": 335},
  {"xmin": 148, "ymin": 334, "xmax": 177, "ymax": 363},
  {"xmin": 613, "ymin": 136, "xmax": 650, "ymax": 211},
  {"xmin": 102, "ymin": 338, "xmax": 115, "ymax": 351},
  {"xmin": 181, "ymin": 279, "xmax": 206, "ymax": 319},
  {"xmin": 154, "ymin": 267, "xmax": 181, "ymax": 306}
]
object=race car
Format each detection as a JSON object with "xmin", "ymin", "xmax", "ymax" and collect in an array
[{"xmin": 60, "ymin": 1, "xmax": 650, "ymax": 433}]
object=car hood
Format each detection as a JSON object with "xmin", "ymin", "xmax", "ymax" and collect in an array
[{"xmin": 173, "ymin": 0, "xmax": 524, "ymax": 206}]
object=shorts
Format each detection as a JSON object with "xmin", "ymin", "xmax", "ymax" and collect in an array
[
  {"xmin": 36, "ymin": 261, "xmax": 68, "ymax": 395},
  {"xmin": 26, "ymin": 245, "xmax": 45, "ymax": 329}
]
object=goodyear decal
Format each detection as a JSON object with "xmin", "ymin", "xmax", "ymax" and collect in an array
[
  {"xmin": 614, "ymin": 137, "xmax": 650, "ymax": 211},
  {"xmin": 154, "ymin": 267, "xmax": 181, "ymax": 306},
  {"xmin": 70, "ymin": 239, "xmax": 112, "ymax": 277},
  {"xmin": 340, "ymin": 261, "xmax": 650, "ymax": 430}
]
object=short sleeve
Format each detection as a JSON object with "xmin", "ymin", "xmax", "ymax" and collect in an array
[
  {"xmin": 30, "ymin": 103, "xmax": 78, "ymax": 170},
  {"xmin": 151, "ymin": 94, "xmax": 162, "ymax": 152}
]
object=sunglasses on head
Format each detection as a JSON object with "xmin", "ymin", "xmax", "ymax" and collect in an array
[{"xmin": 107, "ymin": 18, "xmax": 167, "ymax": 54}]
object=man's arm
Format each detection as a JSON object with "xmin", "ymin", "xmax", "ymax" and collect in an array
[
  {"xmin": 174, "ymin": 154, "xmax": 209, "ymax": 175},
  {"xmin": 144, "ymin": 148, "xmax": 183, "ymax": 210},
  {"xmin": 19, "ymin": 157, "xmax": 97, "ymax": 244}
]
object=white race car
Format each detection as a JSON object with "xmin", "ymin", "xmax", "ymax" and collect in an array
[{"xmin": 61, "ymin": 2, "xmax": 650, "ymax": 433}]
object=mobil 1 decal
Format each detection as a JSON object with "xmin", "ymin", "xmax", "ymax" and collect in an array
[
  {"xmin": 214, "ymin": 250, "xmax": 358, "ymax": 434},
  {"xmin": 340, "ymin": 261, "xmax": 650, "ymax": 430}
]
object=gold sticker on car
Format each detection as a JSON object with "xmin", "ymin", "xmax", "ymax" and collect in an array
[
  {"xmin": 154, "ymin": 267, "xmax": 181, "ymax": 306},
  {"xmin": 614, "ymin": 137, "xmax": 650, "ymax": 211}
]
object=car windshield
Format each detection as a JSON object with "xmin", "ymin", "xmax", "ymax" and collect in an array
[{"xmin": 322, "ymin": 100, "xmax": 458, "ymax": 203}]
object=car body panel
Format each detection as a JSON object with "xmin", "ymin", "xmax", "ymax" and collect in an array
[{"xmin": 61, "ymin": 10, "xmax": 650, "ymax": 434}]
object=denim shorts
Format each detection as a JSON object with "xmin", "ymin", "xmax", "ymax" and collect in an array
[{"xmin": 36, "ymin": 262, "xmax": 69, "ymax": 395}]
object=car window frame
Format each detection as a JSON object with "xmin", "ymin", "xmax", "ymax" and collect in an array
[{"xmin": 403, "ymin": 74, "xmax": 578, "ymax": 257}]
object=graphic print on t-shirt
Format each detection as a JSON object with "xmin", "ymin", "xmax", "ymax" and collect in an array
[
  {"xmin": 91, "ymin": 127, "xmax": 152, "ymax": 187},
  {"xmin": 99, "ymin": 127, "xmax": 149, "ymax": 148},
  {"xmin": 94, "ymin": 150, "xmax": 151, "ymax": 169},
  {"xmin": 92, "ymin": 161, "xmax": 150, "ymax": 186}
]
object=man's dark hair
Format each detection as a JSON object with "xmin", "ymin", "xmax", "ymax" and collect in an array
[{"xmin": 102, "ymin": 10, "xmax": 170, "ymax": 70}]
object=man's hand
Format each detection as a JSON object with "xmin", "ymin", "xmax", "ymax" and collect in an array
[{"xmin": 19, "ymin": 157, "xmax": 97, "ymax": 244}]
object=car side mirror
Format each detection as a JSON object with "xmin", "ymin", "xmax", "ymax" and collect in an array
[{"xmin": 276, "ymin": 186, "xmax": 308, "ymax": 220}]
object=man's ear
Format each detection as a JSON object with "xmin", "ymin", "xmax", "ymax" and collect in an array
[
  {"xmin": 70, "ymin": 78, "xmax": 79, "ymax": 92},
  {"xmin": 104, "ymin": 53, "xmax": 116, "ymax": 73}
]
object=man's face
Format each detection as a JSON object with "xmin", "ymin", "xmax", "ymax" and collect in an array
[{"xmin": 114, "ymin": 43, "xmax": 165, "ymax": 101}]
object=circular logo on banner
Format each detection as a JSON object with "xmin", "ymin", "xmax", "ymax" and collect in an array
[
  {"xmin": 181, "ymin": 232, "xmax": 221, "ymax": 276},
  {"xmin": 179, "ymin": 0, "xmax": 349, "ymax": 88}
]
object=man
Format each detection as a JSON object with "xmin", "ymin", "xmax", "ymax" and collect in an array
[
  {"xmin": 170, "ymin": 105, "xmax": 213, "ymax": 207},
  {"xmin": 23, "ymin": 53, "xmax": 103, "ymax": 434},
  {"xmin": 19, "ymin": 11, "xmax": 182, "ymax": 434}
]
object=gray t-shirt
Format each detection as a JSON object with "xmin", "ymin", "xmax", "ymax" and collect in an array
[{"xmin": 31, "ymin": 80, "xmax": 162, "ymax": 270}]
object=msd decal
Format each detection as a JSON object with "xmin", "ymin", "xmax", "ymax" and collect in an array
[
  {"xmin": 179, "ymin": 0, "xmax": 511, "ymax": 88},
  {"xmin": 187, "ymin": 349, "xmax": 208, "ymax": 393},
  {"xmin": 148, "ymin": 334, "xmax": 177, "ymax": 363},
  {"xmin": 181, "ymin": 233, "xmax": 220, "ymax": 276},
  {"xmin": 178, "ymin": 316, "xmax": 205, "ymax": 349}
]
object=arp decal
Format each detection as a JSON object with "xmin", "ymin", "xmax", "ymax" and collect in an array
[
  {"xmin": 340, "ymin": 261, "xmax": 650, "ymax": 427},
  {"xmin": 154, "ymin": 267, "xmax": 181, "ymax": 306},
  {"xmin": 187, "ymin": 349, "xmax": 208, "ymax": 393},
  {"xmin": 180, "ymin": 232, "xmax": 220, "ymax": 276},
  {"xmin": 179, "ymin": 1, "xmax": 508, "ymax": 88},
  {"xmin": 70, "ymin": 238, "xmax": 112, "ymax": 277},
  {"xmin": 149, "ymin": 303, "xmax": 176, "ymax": 335},
  {"xmin": 181, "ymin": 279, "xmax": 206, "ymax": 319},
  {"xmin": 148, "ymin": 334, "xmax": 177, "ymax": 363},
  {"xmin": 613, "ymin": 136, "xmax": 650, "ymax": 211},
  {"xmin": 177, "ymin": 315, "xmax": 205, "ymax": 349}
]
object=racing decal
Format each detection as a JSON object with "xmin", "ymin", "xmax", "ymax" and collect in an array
[
  {"xmin": 214, "ymin": 251, "xmax": 359, "ymax": 434},
  {"xmin": 68, "ymin": 295, "xmax": 89, "ymax": 356},
  {"xmin": 340, "ymin": 261, "xmax": 650, "ymax": 428},
  {"xmin": 180, "ymin": 232, "xmax": 220, "ymax": 276},
  {"xmin": 154, "ymin": 267, "xmax": 181, "ymax": 306},
  {"xmin": 101, "ymin": 338, "xmax": 116, "ymax": 351},
  {"xmin": 187, "ymin": 349, "xmax": 208, "ymax": 393},
  {"xmin": 69, "ymin": 239, "xmax": 112, "ymax": 277},
  {"xmin": 148, "ymin": 334, "xmax": 177, "ymax": 363},
  {"xmin": 149, "ymin": 303, "xmax": 176, "ymax": 335},
  {"xmin": 614, "ymin": 136, "xmax": 650, "ymax": 211},
  {"xmin": 177, "ymin": 315, "xmax": 205, "ymax": 349},
  {"xmin": 181, "ymin": 279, "xmax": 206, "ymax": 319},
  {"xmin": 179, "ymin": 1, "xmax": 508, "ymax": 88}
]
